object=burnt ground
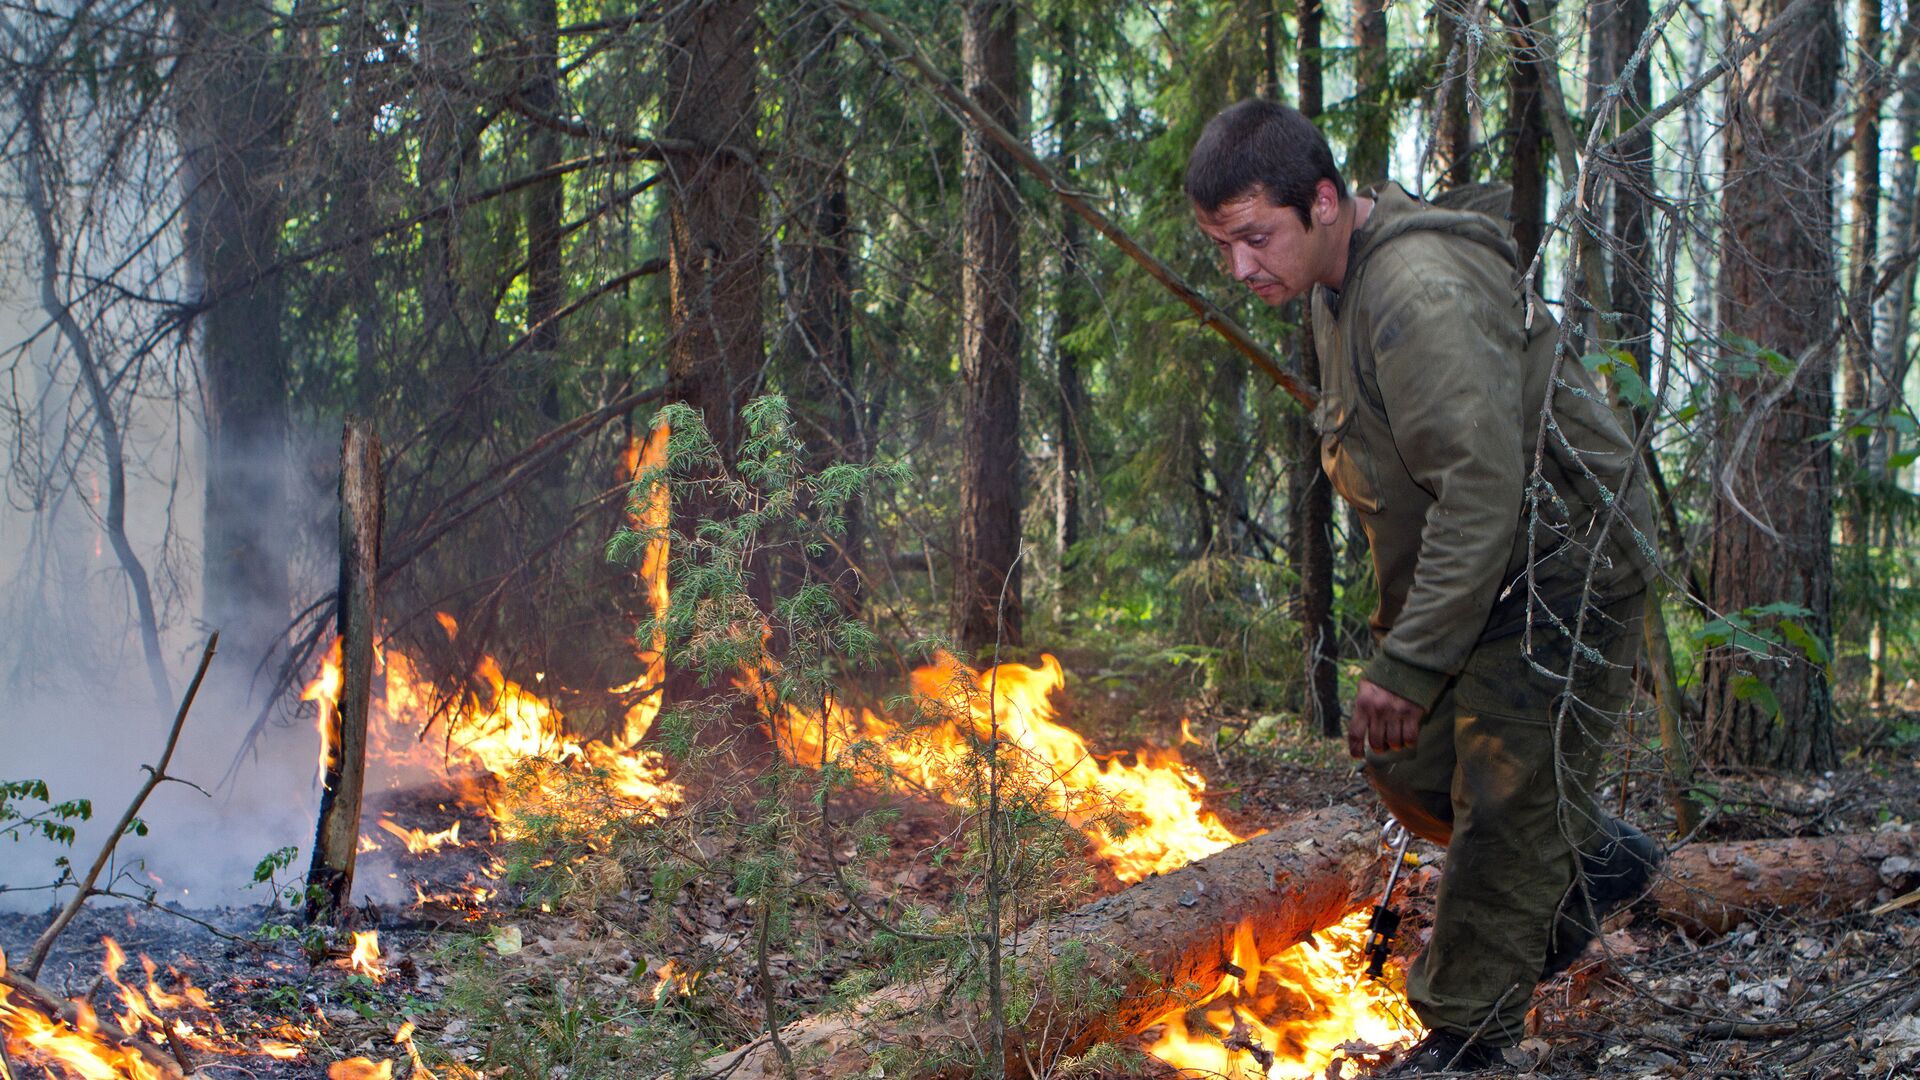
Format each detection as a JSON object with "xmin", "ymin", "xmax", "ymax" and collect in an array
[{"xmin": 5, "ymin": 679, "xmax": 1920, "ymax": 1080}]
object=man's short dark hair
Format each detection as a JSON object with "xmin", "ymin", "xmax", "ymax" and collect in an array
[{"xmin": 1185, "ymin": 99, "xmax": 1347, "ymax": 226}]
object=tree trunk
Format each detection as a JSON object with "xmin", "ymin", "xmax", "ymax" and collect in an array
[
  {"xmin": 1052, "ymin": 18, "xmax": 1088, "ymax": 603},
  {"xmin": 686, "ymin": 806, "xmax": 1384, "ymax": 1080},
  {"xmin": 1841, "ymin": 0, "xmax": 1883, "ymax": 551},
  {"xmin": 953, "ymin": 0, "xmax": 1024, "ymax": 654},
  {"xmin": 1701, "ymin": 0, "xmax": 1839, "ymax": 771},
  {"xmin": 175, "ymin": 0, "xmax": 293, "ymax": 663},
  {"xmin": 1433, "ymin": 2, "xmax": 1475, "ymax": 188},
  {"xmin": 1291, "ymin": 0, "xmax": 1340, "ymax": 736},
  {"xmin": 525, "ymin": 0, "xmax": 566, "ymax": 421},
  {"xmin": 1506, "ymin": 0, "xmax": 1551, "ymax": 271},
  {"xmin": 307, "ymin": 421, "xmax": 383, "ymax": 923},
  {"xmin": 1349, "ymin": 0, "xmax": 1390, "ymax": 187},
  {"xmin": 1871, "ymin": 57, "xmax": 1919, "ymax": 707},
  {"xmin": 783, "ymin": 5, "xmax": 864, "ymax": 610},
  {"xmin": 661, "ymin": 0, "xmax": 762, "ymax": 703}
]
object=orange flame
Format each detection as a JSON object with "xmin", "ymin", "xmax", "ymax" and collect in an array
[
  {"xmin": 753, "ymin": 653, "xmax": 1247, "ymax": 883},
  {"xmin": 1142, "ymin": 909, "xmax": 1417, "ymax": 1077},
  {"xmin": 377, "ymin": 817, "xmax": 461, "ymax": 855},
  {"xmin": 2, "ymin": 942, "xmax": 311, "ymax": 1079},
  {"xmin": 329, "ymin": 1057, "xmax": 394, "ymax": 1080},
  {"xmin": 347, "ymin": 932, "xmax": 383, "ymax": 980},
  {"xmin": 612, "ymin": 423, "xmax": 671, "ymax": 748}
]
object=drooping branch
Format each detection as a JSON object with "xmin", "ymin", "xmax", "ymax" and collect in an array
[{"xmin": 13, "ymin": 70, "xmax": 173, "ymax": 709}]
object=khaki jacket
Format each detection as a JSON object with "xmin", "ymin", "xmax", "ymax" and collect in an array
[{"xmin": 1310, "ymin": 182, "xmax": 1655, "ymax": 712}]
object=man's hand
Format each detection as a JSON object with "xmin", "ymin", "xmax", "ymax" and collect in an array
[{"xmin": 1348, "ymin": 679, "xmax": 1424, "ymax": 759}]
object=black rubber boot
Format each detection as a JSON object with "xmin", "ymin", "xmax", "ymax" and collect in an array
[
  {"xmin": 1382, "ymin": 1029, "xmax": 1505, "ymax": 1075},
  {"xmin": 1541, "ymin": 816, "xmax": 1663, "ymax": 977}
]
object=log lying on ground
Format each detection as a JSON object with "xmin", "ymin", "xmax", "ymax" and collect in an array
[
  {"xmin": 1651, "ymin": 828, "xmax": 1920, "ymax": 935},
  {"xmin": 695, "ymin": 805, "xmax": 1384, "ymax": 1080}
]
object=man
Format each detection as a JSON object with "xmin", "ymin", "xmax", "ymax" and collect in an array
[{"xmin": 1185, "ymin": 99, "xmax": 1662, "ymax": 1074}]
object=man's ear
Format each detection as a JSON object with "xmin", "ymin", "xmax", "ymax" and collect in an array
[{"xmin": 1314, "ymin": 178, "xmax": 1341, "ymax": 227}]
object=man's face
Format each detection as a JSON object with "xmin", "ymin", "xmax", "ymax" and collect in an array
[{"xmin": 1193, "ymin": 182, "xmax": 1339, "ymax": 306}]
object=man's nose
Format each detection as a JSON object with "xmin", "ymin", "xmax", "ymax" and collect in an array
[{"xmin": 1230, "ymin": 247, "xmax": 1258, "ymax": 281}]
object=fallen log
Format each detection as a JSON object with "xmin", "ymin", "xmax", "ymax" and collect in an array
[
  {"xmin": 1651, "ymin": 828, "xmax": 1920, "ymax": 935},
  {"xmin": 694, "ymin": 805, "xmax": 1385, "ymax": 1080}
]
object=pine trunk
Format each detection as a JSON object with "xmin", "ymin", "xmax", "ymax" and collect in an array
[
  {"xmin": 662, "ymin": 0, "xmax": 763, "ymax": 700},
  {"xmin": 176, "ymin": 0, "xmax": 293, "ymax": 660},
  {"xmin": 1701, "ymin": 0, "xmax": 1839, "ymax": 771},
  {"xmin": 953, "ymin": 0, "xmax": 1024, "ymax": 654}
]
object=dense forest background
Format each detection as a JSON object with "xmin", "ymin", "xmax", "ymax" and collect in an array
[
  {"xmin": 4, "ymin": 2, "xmax": 1920, "ymax": 1079},
  {"xmin": 5, "ymin": 0, "xmax": 1914, "ymax": 774}
]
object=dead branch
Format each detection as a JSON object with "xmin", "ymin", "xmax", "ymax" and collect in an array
[
  {"xmin": 1653, "ymin": 827, "xmax": 1920, "ymax": 935},
  {"xmin": 20, "ymin": 635, "xmax": 218, "ymax": 980}
]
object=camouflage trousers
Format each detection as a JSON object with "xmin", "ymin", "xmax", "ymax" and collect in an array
[{"xmin": 1364, "ymin": 591, "xmax": 1647, "ymax": 1045}]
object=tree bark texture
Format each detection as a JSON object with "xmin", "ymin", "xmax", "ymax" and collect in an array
[
  {"xmin": 1292, "ymin": 1, "xmax": 1340, "ymax": 737},
  {"xmin": 175, "ymin": 0, "xmax": 293, "ymax": 658},
  {"xmin": 1701, "ymin": 0, "xmax": 1840, "ymax": 771},
  {"xmin": 1841, "ymin": 0, "xmax": 1885, "ymax": 549},
  {"xmin": 1053, "ymin": 18, "xmax": 1087, "ymax": 585},
  {"xmin": 307, "ymin": 421, "xmax": 383, "ymax": 923},
  {"xmin": 687, "ymin": 806, "xmax": 1385, "ymax": 1080},
  {"xmin": 661, "ymin": 0, "xmax": 762, "ymax": 704},
  {"xmin": 953, "ymin": 0, "xmax": 1024, "ymax": 653},
  {"xmin": 1433, "ymin": 1, "xmax": 1476, "ymax": 188},
  {"xmin": 525, "ymin": 0, "xmax": 567, "ymax": 420},
  {"xmin": 783, "ymin": 6, "xmax": 865, "ymax": 610},
  {"xmin": 1506, "ymin": 0, "xmax": 1551, "ymax": 271},
  {"xmin": 1349, "ymin": 0, "xmax": 1391, "ymax": 187},
  {"xmin": 1650, "ymin": 828, "xmax": 1920, "ymax": 935}
]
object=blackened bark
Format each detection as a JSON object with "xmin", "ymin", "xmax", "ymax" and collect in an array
[
  {"xmin": 1507, "ymin": 0, "xmax": 1550, "ymax": 270},
  {"xmin": 176, "ymin": 0, "xmax": 293, "ymax": 661},
  {"xmin": 1702, "ymin": 0, "xmax": 1839, "ymax": 771},
  {"xmin": 954, "ymin": 0, "xmax": 1024, "ymax": 653},
  {"xmin": 307, "ymin": 421, "xmax": 382, "ymax": 923},
  {"xmin": 1349, "ymin": 0, "xmax": 1390, "ymax": 186}
]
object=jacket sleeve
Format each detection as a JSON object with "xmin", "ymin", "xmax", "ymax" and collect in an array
[{"xmin": 1360, "ymin": 255, "xmax": 1527, "ymax": 711}]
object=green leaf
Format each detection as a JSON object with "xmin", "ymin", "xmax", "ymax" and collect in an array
[{"xmin": 1730, "ymin": 674, "xmax": 1781, "ymax": 720}]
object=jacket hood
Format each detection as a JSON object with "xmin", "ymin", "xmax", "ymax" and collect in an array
[{"xmin": 1343, "ymin": 181, "xmax": 1520, "ymax": 287}]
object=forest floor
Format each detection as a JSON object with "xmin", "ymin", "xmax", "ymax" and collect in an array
[{"xmin": 6, "ymin": 667, "xmax": 1920, "ymax": 1080}]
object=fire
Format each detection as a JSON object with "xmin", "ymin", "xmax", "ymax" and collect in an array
[
  {"xmin": 377, "ymin": 817, "xmax": 461, "ymax": 854},
  {"xmin": 347, "ymin": 931, "xmax": 384, "ymax": 980},
  {"xmin": 2, "ymin": 941, "xmax": 312, "ymax": 1080},
  {"xmin": 612, "ymin": 423, "xmax": 671, "ymax": 748},
  {"xmin": 1142, "ymin": 909, "xmax": 1417, "ymax": 1078},
  {"xmin": 651, "ymin": 960, "xmax": 695, "ymax": 1002},
  {"xmin": 754, "ymin": 653, "xmax": 1247, "ymax": 883},
  {"xmin": 329, "ymin": 1058, "xmax": 394, "ymax": 1080},
  {"xmin": 297, "ymin": 426, "xmax": 680, "ymax": 863}
]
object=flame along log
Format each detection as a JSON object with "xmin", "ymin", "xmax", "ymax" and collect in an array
[{"xmin": 690, "ymin": 805, "xmax": 1386, "ymax": 1080}]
